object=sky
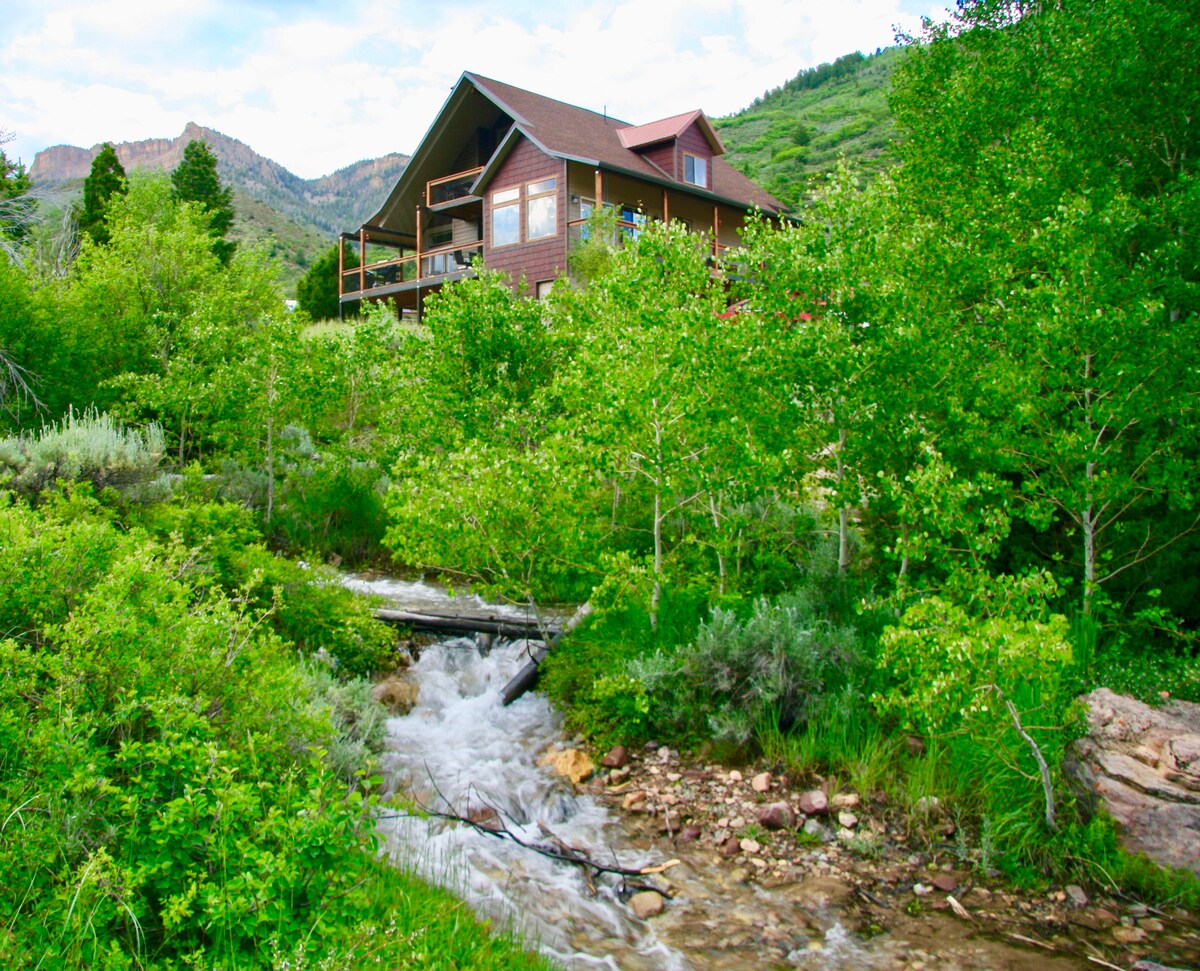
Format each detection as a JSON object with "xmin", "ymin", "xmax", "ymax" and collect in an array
[{"xmin": 2, "ymin": 0, "xmax": 948, "ymax": 181}]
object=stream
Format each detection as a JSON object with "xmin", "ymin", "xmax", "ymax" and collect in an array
[{"xmin": 346, "ymin": 576, "xmax": 1092, "ymax": 971}]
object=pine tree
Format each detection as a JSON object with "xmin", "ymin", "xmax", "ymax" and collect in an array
[
  {"xmin": 77, "ymin": 143, "xmax": 127, "ymax": 246},
  {"xmin": 171, "ymin": 139, "xmax": 236, "ymax": 265}
]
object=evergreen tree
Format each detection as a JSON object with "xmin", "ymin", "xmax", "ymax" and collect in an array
[
  {"xmin": 1, "ymin": 130, "xmax": 36, "ymax": 253},
  {"xmin": 76, "ymin": 143, "xmax": 127, "ymax": 246},
  {"xmin": 171, "ymin": 139, "xmax": 236, "ymax": 265},
  {"xmin": 296, "ymin": 244, "xmax": 358, "ymax": 320}
]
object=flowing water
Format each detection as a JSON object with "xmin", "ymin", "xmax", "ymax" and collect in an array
[{"xmin": 348, "ymin": 577, "xmax": 1090, "ymax": 971}]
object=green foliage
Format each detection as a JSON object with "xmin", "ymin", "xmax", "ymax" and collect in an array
[
  {"xmin": 297, "ymin": 243, "xmax": 358, "ymax": 320},
  {"xmin": 171, "ymin": 139, "xmax": 236, "ymax": 265},
  {"xmin": 77, "ymin": 143, "xmax": 128, "ymax": 246},
  {"xmin": 0, "ymin": 129, "xmax": 35, "ymax": 252},
  {"xmin": 0, "ymin": 408, "xmax": 164, "ymax": 495},
  {"xmin": 637, "ymin": 595, "xmax": 868, "ymax": 747}
]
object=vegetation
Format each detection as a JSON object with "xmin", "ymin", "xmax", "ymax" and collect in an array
[
  {"xmin": 0, "ymin": 0, "xmax": 1197, "ymax": 963},
  {"xmin": 77, "ymin": 142, "xmax": 128, "ymax": 246},
  {"xmin": 716, "ymin": 47, "xmax": 901, "ymax": 207},
  {"xmin": 171, "ymin": 139, "xmax": 237, "ymax": 265}
]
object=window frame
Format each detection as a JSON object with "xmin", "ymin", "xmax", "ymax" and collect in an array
[
  {"xmin": 683, "ymin": 152, "xmax": 708, "ymax": 188},
  {"xmin": 525, "ymin": 176, "xmax": 558, "ymax": 241},
  {"xmin": 490, "ymin": 185, "xmax": 521, "ymax": 248}
]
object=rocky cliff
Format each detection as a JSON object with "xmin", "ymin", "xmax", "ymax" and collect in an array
[{"xmin": 29, "ymin": 122, "xmax": 408, "ymax": 236}]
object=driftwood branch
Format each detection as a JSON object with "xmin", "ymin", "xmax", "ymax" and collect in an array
[
  {"xmin": 378, "ymin": 779, "xmax": 676, "ymax": 882},
  {"xmin": 978, "ymin": 684, "xmax": 1059, "ymax": 832}
]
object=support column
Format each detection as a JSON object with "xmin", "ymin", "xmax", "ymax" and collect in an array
[
  {"xmin": 416, "ymin": 206, "xmax": 423, "ymax": 281},
  {"xmin": 712, "ymin": 205, "xmax": 720, "ymax": 259},
  {"xmin": 663, "ymin": 189, "xmax": 669, "ymax": 225},
  {"xmin": 358, "ymin": 228, "xmax": 366, "ymax": 293}
]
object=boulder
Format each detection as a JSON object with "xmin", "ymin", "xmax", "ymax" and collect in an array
[
  {"xmin": 798, "ymin": 789, "xmax": 828, "ymax": 815},
  {"xmin": 1064, "ymin": 688, "xmax": 1200, "ymax": 877},
  {"xmin": 371, "ymin": 676, "xmax": 419, "ymax": 714},
  {"xmin": 757, "ymin": 801, "xmax": 794, "ymax": 831},
  {"xmin": 539, "ymin": 747, "xmax": 596, "ymax": 785},
  {"xmin": 629, "ymin": 890, "xmax": 665, "ymax": 919},
  {"xmin": 602, "ymin": 745, "xmax": 629, "ymax": 768}
]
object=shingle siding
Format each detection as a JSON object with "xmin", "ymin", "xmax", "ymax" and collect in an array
[{"xmin": 484, "ymin": 137, "xmax": 567, "ymax": 286}]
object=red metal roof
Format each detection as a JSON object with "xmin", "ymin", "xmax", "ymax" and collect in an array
[{"xmin": 617, "ymin": 109, "xmax": 726, "ymax": 155}]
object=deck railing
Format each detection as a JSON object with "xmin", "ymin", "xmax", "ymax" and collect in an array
[
  {"xmin": 341, "ymin": 241, "xmax": 482, "ymax": 296},
  {"xmin": 427, "ymin": 167, "xmax": 484, "ymax": 207}
]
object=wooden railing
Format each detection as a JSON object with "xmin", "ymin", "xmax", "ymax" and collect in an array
[
  {"xmin": 426, "ymin": 166, "xmax": 484, "ymax": 207},
  {"xmin": 341, "ymin": 241, "xmax": 482, "ymax": 296}
]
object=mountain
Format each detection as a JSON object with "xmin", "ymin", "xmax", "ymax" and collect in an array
[
  {"xmin": 716, "ymin": 47, "xmax": 903, "ymax": 208},
  {"xmin": 29, "ymin": 123, "xmax": 408, "ymax": 294}
]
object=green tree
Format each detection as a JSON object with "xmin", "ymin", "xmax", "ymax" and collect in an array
[
  {"xmin": 297, "ymin": 243, "xmax": 358, "ymax": 320},
  {"xmin": 171, "ymin": 138, "xmax": 236, "ymax": 265},
  {"xmin": 1, "ymin": 132, "xmax": 35, "ymax": 257},
  {"xmin": 76, "ymin": 142, "xmax": 127, "ymax": 246}
]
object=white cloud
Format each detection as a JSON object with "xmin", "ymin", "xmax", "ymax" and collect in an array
[{"xmin": 1, "ymin": 0, "xmax": 945, "ymax": 178}]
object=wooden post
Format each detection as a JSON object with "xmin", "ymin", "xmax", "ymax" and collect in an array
[
  {"xmin": 338, "ymin": 235, "xmax": 345, "ymax": 295},
  {"xmin": 594, "ymin": 169, "xmax": 603, "ymax": 209},
  {"xmin": 358, "ymin": 228, "xmax": 366, "ymax": 292},
  {"xmin": 663, "ymin": 188, "xmax": 669, "ymax": 225},
  {"xmin": 416, "ymin": 206, "xmax": 423, "ymax": 281},
  {"xmin": 712, "ymin": 205, "xmax": 720, "ymax": 259}
]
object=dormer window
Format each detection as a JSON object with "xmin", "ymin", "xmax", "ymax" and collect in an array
[{"xmin": 683, "ymin": 153, "xmax": 708, "ymax": 188}]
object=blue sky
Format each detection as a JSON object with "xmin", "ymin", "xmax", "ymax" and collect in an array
[{"xmin": 2, "ymin": 0, "xmax": 948, "ymax": 180}]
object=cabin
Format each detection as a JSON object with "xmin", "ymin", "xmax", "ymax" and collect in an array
[{"xmin": 339, "ymin": 72, "xmax": 786, "ymax": 314}]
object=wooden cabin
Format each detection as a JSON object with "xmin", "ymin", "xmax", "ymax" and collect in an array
[{"xmin": 339, "ymin": 72, "xmax": 786, "ymax": 314}]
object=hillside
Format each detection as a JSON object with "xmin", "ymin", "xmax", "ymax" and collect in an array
[
  {"xmin": 717, "ymin": 47, "xmax": 902, "ymax": 208},
  {"xmin": 29, "ymin": 123, "xmax": 408, "ymax": 295}
]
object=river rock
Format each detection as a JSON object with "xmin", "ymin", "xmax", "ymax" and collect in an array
[
  {"xmin": 751, "ymin": 771, "xmax": 772, "ymax": 792},
  {"xmin": 831, "ymin": 792, "xmax": 861, "ymax": 810},
  {"xmin": 798, "ymin": 790, "xmax": 828, "ymax": 815},
  {"xmin": 371, "ymin": 675, "xmax": 420, "ymax": 714},
  {"xmin": 539, "ymin": 747, "xmax": 595, "ymax": 785},
  {"xmin": 758, "ymin": 801, "xmax": 794, "ymax": 830},
  {"xmin": 837, "ymin": 811, "xmax": 859, "ymax": 829},
  {"xmin": 803, "ymin": 818, "xmax": 835, "ymax": 843},
  {"xmin": 630, "ymin": 890, "xmax": 664, "ymax": 919},
  {"xmin": 1064, "ymin": 688, "xmax": 1200, "ymax": 876},
  {"xmin": 602, "ymin": 745, "xmax": 629, "ymax": 768}
]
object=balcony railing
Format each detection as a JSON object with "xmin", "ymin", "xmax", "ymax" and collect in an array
[
  {"xmin": 427, "ymin": 167, "xmax": 484, "ymax": 207},
  {"xmin": 341, "ymin": 241, "xmax": 482, "ymax": 296}
]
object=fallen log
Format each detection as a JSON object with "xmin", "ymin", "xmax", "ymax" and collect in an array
[
  {"xmin": 374, "ymin": 608, "xmax": 561, "ymax": 640},
  {"xmin": 500, "ymin": 602, "xmax": 593, "ymax": 706}
]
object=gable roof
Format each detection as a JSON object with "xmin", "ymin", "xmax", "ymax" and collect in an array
[
  {"xmin": 465, "ymin": 73, "xmax": 780, "ymax": 214},
  {"xmin": 365, "ymin": 72, "xmax": 784, "ymax": 234},
  {"xmin": 616, "ymin": 109, "xmax": 726, "ymax": 154}
]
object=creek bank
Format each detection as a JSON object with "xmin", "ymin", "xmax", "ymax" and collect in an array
[{"xmin": 549, "ymin": 740, "xmax": 1200, "ymax": 970}]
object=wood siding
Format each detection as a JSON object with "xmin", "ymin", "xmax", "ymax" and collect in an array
[
  {"xmin": 641, "ymin": 140, "xmax": 677, "ymax": 179},
  {"xmin": 484, "ymin": 137, "xmax": 567, "ymax": 287},
  {"xmin": 678, "ymin": 125, "xmax": 712, "ymax": 190}
]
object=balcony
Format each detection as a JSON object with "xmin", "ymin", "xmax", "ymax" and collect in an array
[
  {"xmin": 341, "ymin": 239, "xmax": 482, "ymax": 300},
  {"xmin": 426, "ymin": 166, "xmax": 484, "ymax": 209}
]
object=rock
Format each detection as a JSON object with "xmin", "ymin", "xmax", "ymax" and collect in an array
[
  {"xmin": 758, "ymin": 802, "xmax": 795, "ymax": 830},
  {"xmin": 751, "ymin": 771, "xmax": 772, "ymax": 792},
  {"xmin": 740, "ymin": 838, "xmax": 761, "ymax": 854},
  {"xmin": 466, "ymin": 805, "xmax": 503, "ymax": 831},
  {"xmin": 1065, "ymin": 688, "xmax": 1200, "ymax": 876},
  {"xmin": 606, "ymin": 766, "xmax": 631, "ymax": 786},
  {"xmin": 1065, "ymin": 884, "xmax": 1088, "ymax": 907},
  {"xmin": 913, "ymin": 882, "xmax": 933, "ymax": 896},
  {"xmin": 802, "ymin": 818, "xmax": 835, "ymax": 843},
  {"xmin": 630, "ymin": 890, "xmax": 664, "ymax": 919},
  {"xmin": 798, "ymin": 790, "xmax": 828, "ymax": 815},
  {"xmin": 728, "ymin": 770, "xmax": 744, "ymax": 783},
  {"xmin": 837, "ymin": 811, "xmax": 859, "ymax": 829},
  {"xmin": 622, "ymin": 790, "xmax": 647, "ymax": 810},
  {"xmin": 1137, "ymin": 917, "xmax": 1165, "ymax": 933},
  {"xmin": 914, "ymin": 795, "xmax": 941, "ymax": 814},
  {"xmin": 539, "ymin": 747, "xmax": 595, "ymax": 785},
  {"xmin": 931, "ymin": 873, "xmax": 958, "ymax": 892},
  {"xmin": 905, "ymin": 734, "xmax": 927, "ymax": 757},
  {"xmin": 1112, "ymin": 925, "xmax": 1147, "ymax": 944},
  {"xmin": 371, "ymin": 675, "xmax": 420, "ymax": 714},
  {"xmin": 831, "ymin": 792, "xmax": 861, "ymax": 810},
  {"xmin": 677, "ymin": 825, "xmax": 702, "ymax": 843},
  {"xmin": 601, "ymin": 745, "xmax": 629, "ymax": 768},
  {"xmin": 1132, "ymin": 962, "xmax": 1192, "ymax": 971},
  {"xmin": 720, "ymin": 836, "xmax": 742, "ymax": 858}
]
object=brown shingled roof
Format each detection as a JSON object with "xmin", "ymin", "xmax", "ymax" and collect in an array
[{"xmin": 466, "ymin": 72, "xmax": 782, "ymax": 215}]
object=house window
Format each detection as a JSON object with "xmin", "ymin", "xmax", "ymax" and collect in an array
[
  {"xmin": 579, "ymin": 198, "xmax": 594, "ymax": 240},
  {"xmin": 492, "ymin": 186, "xmax": 520, "ymax": 247},
  {"xmin": 620, "ymin": 205, "xmax": 646, "ymax": 240},
  {"xmin": 536, "ymin": 280, "xmax": 554, "ymax": 300},
  {"xmin": 683, "ymin": 153, "xmax": 708, "ymax": 188},
  {"xmin": 526, "ymin": 177, "xmax": 557, "ymax": 240}
]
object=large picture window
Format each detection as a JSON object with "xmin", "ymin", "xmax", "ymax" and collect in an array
[
  {"xmin": 491, "ymin": 186, "xmax": 520, "ymax": 247},
  {"xmin": 683, "ymin": 153, "xmax": 707, "ymax": 188},
  {"xmin": 526, "ymin": 177, "xmax": 557, "ymax": 240}
]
